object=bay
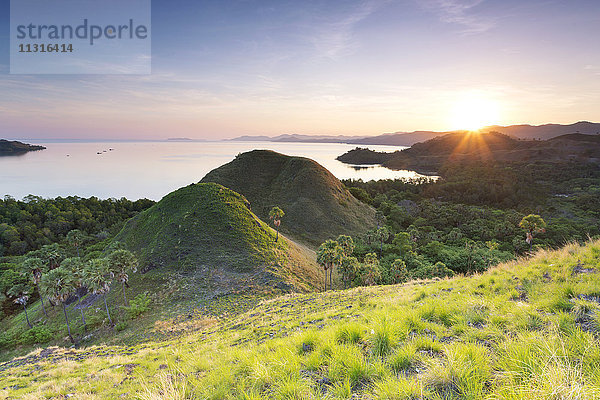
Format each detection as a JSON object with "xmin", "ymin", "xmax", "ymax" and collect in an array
[{"xmin": 0, "ymin": 141, "xmax": 430, "ymax": 200}]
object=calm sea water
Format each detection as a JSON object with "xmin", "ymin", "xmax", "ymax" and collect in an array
[{"xmin": 1, "ymin": 141, "xmax": 429, "ymax": 200}]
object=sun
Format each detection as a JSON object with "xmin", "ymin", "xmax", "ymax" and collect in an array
[{"xmin": 451, "ymin": 95, "xmax": 501, "ymax": 131}]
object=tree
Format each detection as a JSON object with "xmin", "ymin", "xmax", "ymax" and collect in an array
[
  {"xmin": 0, "ymin": 269, "xmax": 29, "ymax": 299},
  {"xmin": 519, "ymin": 214, "xmax": 546, "ymax": 250},
  {"xmin": 336, "ymin": 235, "xmax": 355, "ymax": 258},
  {"xmin": 21, "ymin": 257, "xmax": 48, "ymax": 317},
  {"xmin": 338, "ymin": 256, "xmax": 358, "ymax": 289},
  {"xmin": 107, "ymin": 250, "xmax": 138, "ymax": 306},
  {"xmin": 375, "ymin": 227, "xmax": 390, "ymax": 256},
  {"xmin": 392, "ymin": 232, "xmax": 412, "ymax": 257},
  {"xmin": 62, "ymin": 257, "xmax": 87, "ymax": 330},
  {"xmin": 84, "ymin": 258, "xmax": 114, "ymax": 326},
  {"xmin": 269, "ymin": 207, "xmax": 285, "ymax": 242},
  {"xmin": 430, "ymin": 262, "xmax": 454, "ymax": 278},
  {"xmin": 375, "ymin": 210, "xmax": 386, "ymax": 228},
  {"xmin": 362, "ymin": 253, "xmax": 381, "ymax": 286},
  {"xmin": 8, "ymin": 283, "xmax": 32, "ymax": 328},
  {"xmin": 317, "ymin": 240, "xmax": 341, "ymax": 291},
  {"xmin": 41, "ymin": 267, "xmax": 76, "ymax": 343},
  {"xmin": 66, "ymin": 230, "xmax": 86, "ymax": 258},
  {"xmin": 391, "ymin": 259, "xmax": 408, "ymax": 284},
  {"xmin": 36, "ymin": 243, "xmax": 64, "ymax": 270}
]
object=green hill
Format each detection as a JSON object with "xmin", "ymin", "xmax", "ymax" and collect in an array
[
  {"xmin": 201, "ymin": 150, "xmax": 377, "ymax": 245},
  {"xmin": 113, "ymin": 182, "xmax": 320, "ymax": 293},
  {"xmin": 3, "ymin": 240, "xmax": 600, "ymax": 399}
]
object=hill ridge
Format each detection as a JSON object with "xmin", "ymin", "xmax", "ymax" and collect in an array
[
  {"xmin": 113, "ymin": 182, "xmax": 321, "ymax": 293},
  {"xmin": 201, "ymin": 150, "xmax": 377, "ymax": 245}
]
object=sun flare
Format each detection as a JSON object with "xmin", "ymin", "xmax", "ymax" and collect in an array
[{"xmin": 451, "ymin": 95, "xmax": 501, "ymax": 131}]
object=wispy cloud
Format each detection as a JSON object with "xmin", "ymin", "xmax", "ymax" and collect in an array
[
  {"xmin": 309, "ymin": 0, "xmax": 387, "ymax": 59},
  {"xmin": 417, "ymin": 0, "xmax": 494, "ymax": 33},
  {"xmin": 584, "ymin": 65, "xmax": 600, "ymax": 76}
]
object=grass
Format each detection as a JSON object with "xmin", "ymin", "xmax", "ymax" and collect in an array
[
  {"xmin": 114, "ymin": 182, "xmax": 321, "ymax": 289},
  {"xmin": 1, "ymin": 239, "xmax": 600, "ymax": 399},
  {"xmin": 200, "ymin": 149, "xmax": 377, "ymax": 245},
  {"xmin": 0, "ymin": 182, "xmax": 324, "ymax": 360}
]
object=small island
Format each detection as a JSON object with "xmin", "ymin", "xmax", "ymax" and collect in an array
[
  {"xmin": 336, "ymin": 147, "xmax": 399, "ymax": 164},
  {"xmin": 0, "ymin": 139, "xmax": 46, "ymax": 155}
]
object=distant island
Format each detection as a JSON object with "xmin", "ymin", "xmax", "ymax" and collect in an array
[
  {"xmin": 0, "ymin": 139, "xmax": 45, "ymax": 155},
  {"xmin": 229, "ymin": 121, "xmax": 600, "ymax": 147},
  {"xmin": 336, "ymin": 147, "xmax": 400, "ymax": 164},
  {"xmin": 337, "ymin": 132, "xmax": 600, "ymax": 174}
]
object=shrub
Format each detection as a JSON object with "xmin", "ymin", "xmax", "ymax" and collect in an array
[
  {"xmin": 19, "ymin": 326, "xmax": 53, "ymax": 345},
  {"xmin": 115, "ymin": 321, "xmax": 128, "ymax": 332},
  {"xmin": 125, "ymin": 292, "xmax": 151, "ymax": 319},
  {"xmin": 0, "ymin": 332, "xmax": 17, "ymax": 349}
]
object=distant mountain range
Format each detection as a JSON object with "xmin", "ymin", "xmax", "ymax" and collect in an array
[
  {"xmin": 229, "ymin": 121, "xmax": 600, "ymax": 147},
  {"xmin": 228, "ymin": 133, "xmax": 368, "ymax": 144}
]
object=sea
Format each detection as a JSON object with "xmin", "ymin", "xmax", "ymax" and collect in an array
[{"xmin": 0, "ymin": 141, "xmax": 432, "ymax": 201}]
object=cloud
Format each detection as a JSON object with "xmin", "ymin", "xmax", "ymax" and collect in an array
[
  {"xmin": 308, "ymin": 0, "xmax": 387, "ymax": 59},
  {"xmin": 417, "ymin": 0, "xmax": 494, "ymax": 33}
]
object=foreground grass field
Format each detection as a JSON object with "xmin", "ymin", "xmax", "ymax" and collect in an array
[{"xmin": 2, "ymin": 240, "xmax": 600, "ymax": 399}]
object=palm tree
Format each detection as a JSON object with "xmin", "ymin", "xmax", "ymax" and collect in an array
[
  {"xmin": 84, "ymin": 258, "xmax": 114, "ymax": 326},
  {"xmin": 519, "ymin": 214, "xmax": 546, "ymax": 250},
  {"xmin": 317, "ymin": 240, "xmax": 341, "ymax": 291},
  {"xmin": 336, "ymin": 235, "xmax": 355, "ymax": 258},
  {"xmin": 62, "ymin": 257, "xmax": 87, "ymax": 330},
  {"xmin": 375, "ymin": 227, "xmax": 390, "ymax": 256},
  {"xmin": 8, "ymin": 284, "xmax": 32, "ymax": 329},
  {"xmin": 268, "ymin": 207, "xmax": 285, "ymax": 242},
  {"xmin": 22, "ymin": 257, "xmax": 48, "ymax": 317},
  {"xmin": 41, "ymin": 267, "xmax": 76, "ymax": 343},
  {"xmin": 107, "ymin": 250, "xmax": 138, "ymax": 306},
  {"xmin": 391, "ymin": 259, "xmax": 408, "ymax": 284},
  {"xmin": 338, "ymin": 256, "xmax": 358, "ymax": 289},
  {"xmin": 66, "ymin": 230, "xmax": 86, "ymax": 258},
  {"xmin": 392, "ymin": 232, "xmax": 412, "ymax": 257},
  {"xmin": 363, "ymin": 253, "xmax": 380, "ymax": 286},
  {"xmin": 37, "ymin": 243, "xmax": 63, "ymax": 270}
]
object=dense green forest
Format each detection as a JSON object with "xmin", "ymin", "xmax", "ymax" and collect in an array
[
  {"xmin": 327, "ymin": 161, "xmax": 600, "ymax": 288},
  {"xmin": 0, "ymin": 195, "xmax": 154, "ymax": 257},
  {"xmin": 0, "ymin": 196, "xmax": 154, "ymax": 333}
]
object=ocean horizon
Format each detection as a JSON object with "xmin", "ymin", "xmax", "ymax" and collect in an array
[{"xmin": 1, "ymin": 141, "xmax": 432, "ymax": 201}]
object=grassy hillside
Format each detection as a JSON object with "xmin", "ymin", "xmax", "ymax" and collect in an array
[
  {"xmin": 114, "ymin": 182, "xmax": 321, "ymax": 293},
  {"xmin": 201, "ymin": 150, "xmax": 377, "ymax": 245},
  {"xmin": 3, "ymin": 240, "xmax": 600, "ymax": 399},
  {"xmin": 0, "ymin": 183, "xmax": 321, "ymax": 362}
]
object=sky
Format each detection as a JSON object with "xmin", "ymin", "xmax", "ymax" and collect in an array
[{"xmin": 0, "ymin": 0, "xmax": 599, "ymax": 140}]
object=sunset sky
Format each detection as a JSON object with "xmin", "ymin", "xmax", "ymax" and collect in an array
[{"xmin": 1, "ymin": 0, "xmax": 599, "ymax": 140}]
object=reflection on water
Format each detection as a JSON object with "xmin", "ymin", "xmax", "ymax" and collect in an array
[
  {"xmin": 0, "ymin": 141, "xmax": 435, "ymax": 200},
  {"xmin": 348, "ymin": 164, "xmax": 378, "ymax": 171},
  {"xmin": 0, "ymin": 152, "xmax": 29, "ymax": 158}
]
